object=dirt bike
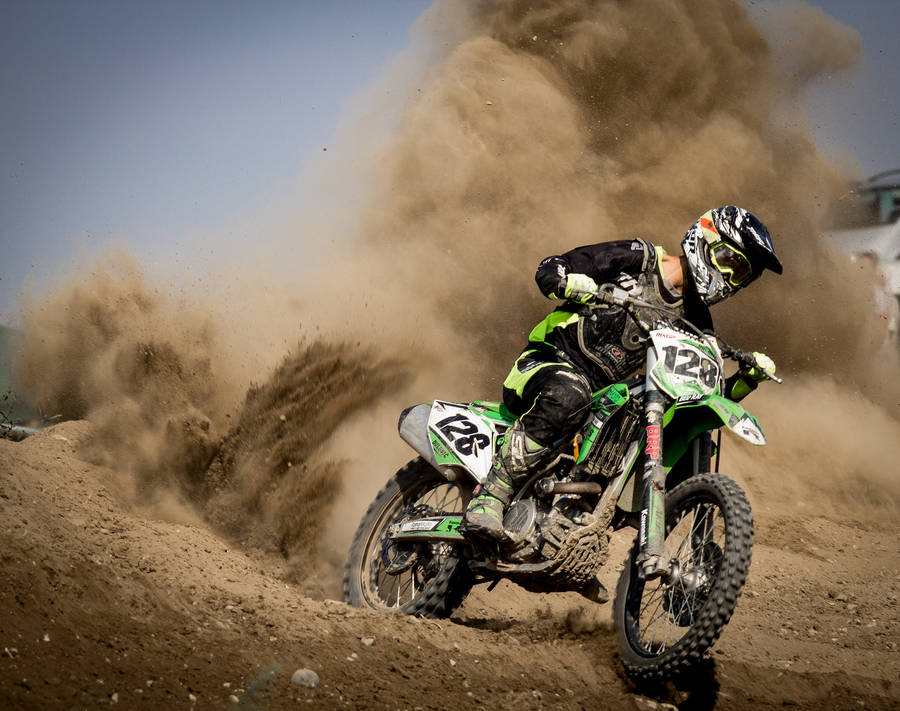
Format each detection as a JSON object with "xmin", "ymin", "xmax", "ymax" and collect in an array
[{"xmin": 343, "ymin": 288, "xmax": 780, "ymax": 680}]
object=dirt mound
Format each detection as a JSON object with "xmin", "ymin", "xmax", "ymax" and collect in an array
[
  {"xmin": 13, "ymin": 258, "xmax": 409, "ymax": 579},
  {"xmin": 1, "ymin": 422, "xmax": 897, "ymax": 710},
  {"xmin": 202, "ymin": 341, "xmax": 408, "ymax": 575}
]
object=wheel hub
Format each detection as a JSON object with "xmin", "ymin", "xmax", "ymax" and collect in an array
[{"xmin": 663, "ymin": 559, "xmax": 706, "ymax": 593}]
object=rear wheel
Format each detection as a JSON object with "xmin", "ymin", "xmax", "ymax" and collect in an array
[
  {"xmin": 613, "ymin": 474, "xmax": 753, "ymax": 680},
  {"xmin": 343, "ymin": 458, "xmax": 474, "ymax": 618}
]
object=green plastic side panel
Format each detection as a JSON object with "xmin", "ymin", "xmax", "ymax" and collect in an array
[
  {"xmin": 577, "ymin": 383, "xmax": 631, "ymax": 464},
  {"xmin": 594, "ymin": 383, "xmax": 630, "ymax": 409},
  {"xmin": 471, "ymin": 400, "xmax": 517, "ymax": 424},
  {"xmin": 429, "ymin": 431, "xmax": 463, "ymax": 466}
]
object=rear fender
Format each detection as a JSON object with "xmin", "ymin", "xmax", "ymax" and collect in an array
[{"xmin": 398, "ymin": 401, "xmax": 512, "ymax": 484}]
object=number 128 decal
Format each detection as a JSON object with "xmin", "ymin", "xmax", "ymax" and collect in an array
[
  {"xmin": 650, "ymin": 329, "xmax": 722, "ymax": 398},
  {"xmin": 427, "ymin": 402, "xmax": 496, "ymax": 482},
  {"xmin": 435, "ymin": 413, "xmax": 491, "ymax": 455},
  {"xmin": 660, "ymin": 345, "xmax": 719, "ymax": 390}
]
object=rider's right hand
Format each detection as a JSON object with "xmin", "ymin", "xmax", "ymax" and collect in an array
[{"xmin": 561, "ymin": 273, "xmax": 598, "ymax": 303}]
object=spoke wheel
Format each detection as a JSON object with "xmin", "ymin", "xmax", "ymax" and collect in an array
[
  {"xmin": 614, "ymin": 474, "xmax": 753, "ymax": 681},
  {"xmin": 344, "ymin": 458, "xmax": 474, "ymax": 618}
]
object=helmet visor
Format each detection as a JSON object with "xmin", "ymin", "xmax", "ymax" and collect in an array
[{"xmin": 710, "ymin": 242, "xmax": 754, "ymax": 287}]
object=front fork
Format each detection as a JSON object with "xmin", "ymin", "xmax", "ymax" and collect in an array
[{"xmin": 637, "ymin": 348, "xmax": 668, "ymax": 580}]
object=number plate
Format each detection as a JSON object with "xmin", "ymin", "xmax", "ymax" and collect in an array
[
  {"xmin": 427, "ymin": 401, "xmax": 495, "ymax": 482},
  {"xmin": 649, "ymin": 329, "xmax": 722, "ymax": 399}
]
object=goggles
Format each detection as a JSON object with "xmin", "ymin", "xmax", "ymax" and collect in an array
[{"xmin": 709, "ymin": 241, "xmax": 754, "ymax": 287}]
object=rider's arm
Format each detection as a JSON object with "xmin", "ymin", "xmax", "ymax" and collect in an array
[
  {"xmin": 535, "ymin": 239, "xmax": 651, "ymax": 299},
  {"xmin": 725, "ymin": 352, "xmax": 776, "ymax": 401},
  {"xmin": 724, "ymin": 373, "xmax": 758, "ymax": 401}
]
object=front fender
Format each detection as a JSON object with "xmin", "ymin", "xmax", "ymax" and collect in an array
[
  {"xmin": 675, "ymin": 394, "xmax": 765, "ymax": 444},
  {"xmin": 661, "ymin": 394, "xmax": 765, "ymax": 469},
  {"xmin": 615, "ymin": 394, "xmax": 765, "ymax": 514}
]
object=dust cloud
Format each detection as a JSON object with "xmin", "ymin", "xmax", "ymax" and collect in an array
[
  {"xmin": 12, "ymin": 0, "xmax": 898, "ymax": 587},
  {"xmin": 354, "ymin": 0, "xmax": 882, "ymax": 384},
  {"xmin": 726, "ymin": 376, "xmax": 900, "ymax": 522},
  {"xmin": 15, "ymin": 251, "xmax": 234, "ymax": 491},
  {"xmin": 326, "ymin": 0, "xmax": 898, "ymax": 553},
  {"xmin": 13, "ymin": 252, "xmax": 409, "ymax": 580}
]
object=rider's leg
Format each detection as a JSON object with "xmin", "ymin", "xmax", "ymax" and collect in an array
[
  {"xmin": 464, "ymin": 362, "xmax": 592, "ymax": 541},
  {"xmin": 463, "ymin": 420, "xmax": 550, "ymax": 539}
]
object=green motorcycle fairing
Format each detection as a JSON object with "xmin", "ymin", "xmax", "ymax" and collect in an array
[
  {"xmin": 399, "ymin": 384, "xmax": 631, "ymax": 487},
  {"xmin": 614, "ymin": 392, "xmax": 765, "ymax": 513},
  {"xmin": 401, "ymin": 383, "xmax": 763, "ymax": 514},
  {"xmin": 576, "ymin": 383, "xmax": 631, "ymax": 465}
]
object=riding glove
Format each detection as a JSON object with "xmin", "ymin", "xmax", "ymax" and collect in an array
[
  {"xmin": 741, "ymin": 351, "xmax": 776, "ymax": 382},
  {"xmin": 561, "ymin": 273, "xmax": 598, "ymax": 303}
]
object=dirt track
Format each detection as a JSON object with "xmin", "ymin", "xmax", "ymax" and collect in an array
[
  {"xmin": 4, "ymin": 2, "xmax": 899, "ymax": 708},
  {"xmin": 1, "ymin": 421, "xmax": 896, "ymax": 710}
]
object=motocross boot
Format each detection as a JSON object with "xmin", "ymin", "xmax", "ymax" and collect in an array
[
  {"xmin": 462, "ymin": 466, "xmax": 514, "ymax": 541},
  {"xmin": 463, "ymin": 423, "xmax": 550, "ymax": 542}
]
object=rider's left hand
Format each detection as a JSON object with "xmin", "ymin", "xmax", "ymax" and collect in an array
[{"xmin": 741, "ymin": 351, "xmax": 776, "ymax": 382}]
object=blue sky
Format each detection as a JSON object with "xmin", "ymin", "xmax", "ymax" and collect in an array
[
  {"xmin": 1, "ymin": 0, "xmax": 430, "ymax": 323},
  {"xmin": 1, "ymin": 0, "xmax": 898, "ymax": 324},
  {"xmin": 796, "ymin": 0, "xmax": 899, "ymax": 177}
]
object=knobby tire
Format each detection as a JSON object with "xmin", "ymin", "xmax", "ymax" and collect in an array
[
  {"xmin": 343, "ymin": 457, "xmax": 474, "ymax": 618},
  {"xmin": 613, "ymin": 473, "xmax": 753, "ymax": 681}
]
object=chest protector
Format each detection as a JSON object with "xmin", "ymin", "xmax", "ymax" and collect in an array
[{"xmin": 577, "ymin": 247, "xmax": 684, "ymax": 382}]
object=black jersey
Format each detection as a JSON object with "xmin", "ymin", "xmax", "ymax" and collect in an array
[{"xmin": 526, "ymin": 239, "xmax": 713, "ymax": 386}]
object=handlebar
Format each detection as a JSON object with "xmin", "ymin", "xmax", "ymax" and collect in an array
[
  {"xmin": 591, "ymin": 289, "xmax": 632, "ymax": 308},
  {"xmin": 719, "ymin": 345, "xmax": 783, "ymax": 384},
  {"xmin": 589, "ymin": 289, "xmax": 783, "ymax": 384}
]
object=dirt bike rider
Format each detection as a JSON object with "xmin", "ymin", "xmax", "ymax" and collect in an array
[{"xmin": 464, "ymin": 205, "xmax": 783, "ymax": 542}]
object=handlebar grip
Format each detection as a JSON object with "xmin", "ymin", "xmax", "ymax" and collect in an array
[{"xmin": 735, "ymin": 348, "xmax": 783, "ymax": 384}]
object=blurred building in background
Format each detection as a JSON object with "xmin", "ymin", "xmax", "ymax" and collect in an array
[{"xmin": 825, "ymin": 170, "xmax": 900, "ymax": 347}]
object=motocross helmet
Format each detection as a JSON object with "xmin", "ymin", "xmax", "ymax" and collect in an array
[{"xmin": 680, "ymin": 205, "xmax": 782, "ymax": 305}]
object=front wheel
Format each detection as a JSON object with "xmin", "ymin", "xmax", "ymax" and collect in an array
[
  {"xmin": 613, "ymin": 473, "xmax": 753, "ymax": 681},
  {"xmin": 343, "ymin": 457, "xmax": 474, "ymax": 618}
]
